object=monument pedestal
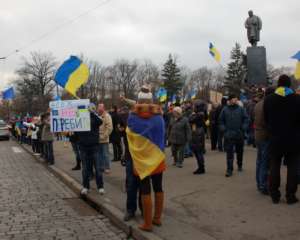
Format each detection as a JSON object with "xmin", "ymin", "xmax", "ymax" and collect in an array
[{"xmin": 246, "ymin": 46, "xmax": 267, "ymax": 85}]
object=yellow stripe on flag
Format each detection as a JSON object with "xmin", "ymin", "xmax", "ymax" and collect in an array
[
  {"xmin": 295, "ymin": 62, "xmax": 300, "ymax": 80},
  {"xmin": 212, "ymin": 48, "xmax": 221, "ymax": 62},
  {"xmin": 126, "ymin": 128, "xmax": 165, "ymax": 180},
  {"xmin": 65, "ymin": 63, "xmax": 89, "ymax": 96}
]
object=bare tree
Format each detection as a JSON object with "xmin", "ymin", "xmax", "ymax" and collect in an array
[
  {"xmin": 13, "ymin": 51, "xmax": 57, "ymax": 115},
  {"xmin": 267, "ymin": 64, "xmax": 293, "ymax": 84},
  {"xmin": 136, "ymin": 60, "xmax": 160, "ymax": 90},
  {"xmin": 111, "ymin": 59, "xmax": 139, "ymax": 99}
]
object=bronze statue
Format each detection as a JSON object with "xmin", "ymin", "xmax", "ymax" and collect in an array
[{"xmin": 245, "ymin": 10, "xmax": 262, "ymax": 46}]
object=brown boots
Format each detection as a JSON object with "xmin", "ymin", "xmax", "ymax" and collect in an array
[
  {"xmin": 139, "ymin": 192, "xmax": 164, "ymax": 232},
  {"xmin": 153, "ymin": 192, "xmax": 164, "ymax": 226},
  {"xmin": 139, "ymin": 194, "xmax": 153, "ymax": 231}
]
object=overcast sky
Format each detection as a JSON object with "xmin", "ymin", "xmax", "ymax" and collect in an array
[{"xmin": 0, "ymin": 0, "xmax": 299, "ymax": 88}]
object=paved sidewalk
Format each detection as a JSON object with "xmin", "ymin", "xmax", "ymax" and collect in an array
[
  {"xmin": 0, "ymin": 140, "xmax": 127, "ymax": 240},
  {"xmin": 29, "ymin": 141, "xmax": 300, "ymax": 240}
]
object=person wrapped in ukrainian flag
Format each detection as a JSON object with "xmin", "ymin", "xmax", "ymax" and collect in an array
[{"xmin": 126, "ymin": 86, "xmax": 166, "ymax": 232}]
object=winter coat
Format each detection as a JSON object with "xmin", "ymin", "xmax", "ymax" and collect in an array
[
  {"xmin": 168, "ymin": 116, "xmax": 192, "ymax": 145},
  {"xmin": 99, "ymin": 112, "xmax": 113, "ymax": 144},
  {"xmin": 219, "ymin": 104, "xmax": 249, "ymax": 140},
  {"xmin": 264, "ymin": 89, "xmax": 300, "ymax": 153},
  {"xmin": 254, "ymin": 100, "xmax": 269, "ymax": 142},
  {"xmin": 41, "ymin": 123, "xmax": 53, "ymax": 142},
  {"xmin": 189, "ymin": 112, "xmax": 206, "ymax": 129},
  {"xmin": 191, "ymin": 127, "xmax": 205, "ymax": 151},
  {"xmin": 76, "ymin": 112, "xmax": 103, "ymax": 148},
  {"xmin": 109, "ymin": 111, "xmax": 122, "ymax": 143},
  {"xmin": 209, "ymin": 108, "xmax": 219, "ymax": 127}
]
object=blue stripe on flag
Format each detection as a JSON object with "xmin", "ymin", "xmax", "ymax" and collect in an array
[{"xmin": 55, "ymin": 56, "xmax": 81, "ymax": 88}]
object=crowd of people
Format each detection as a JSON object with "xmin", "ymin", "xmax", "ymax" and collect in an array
[{"xmin": 8, "ymin": 74, "xmax": 300, "ymax": 232}]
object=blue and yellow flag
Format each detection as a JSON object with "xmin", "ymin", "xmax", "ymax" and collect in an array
[
  {"xmin": 171, "ymin": 94, "xmax": 177, "ymax": 104},
  {"xmin": 156, "ymin": 87, "xmax": 167, "ymax": 102},
  {"xmin": 275, "ymin": 87, "xmax": 294, "ymax": 97},
  {"xmin": 55, "ymin": 56, "xmax": 89, "ymax": 96},
  {"xmin": 209, "ymin": 42, "xmax": 221, "ymax": 63},
  {"xmin": 126, "ymin": 112, "xmax": 165, "ymax": 180},
  {"xmin": 190, "ymin": 89, "xmax": 197, "ymax": 100},
  {"xmin": 292, "ymin": 51, "xmax": 300, "ymax": 80},
  {"xmin": 2, "ymin": 87, "xmax": 15, "ymax": 100}
]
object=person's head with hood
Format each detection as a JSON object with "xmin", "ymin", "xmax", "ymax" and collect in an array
[{"xmin": 277, "ymin": 74, "xmax": 291, "ymax": 88}]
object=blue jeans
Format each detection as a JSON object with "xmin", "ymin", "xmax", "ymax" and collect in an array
[
  {"xmin": 125, "ymin": 156, "xmax": 140, "ymax": 214},
  {"xmin": 225, "ymin": 138, "xmax": 244, "ymax": 172},
  {"xmin": 79, "ymin": 145, "xmax": 103, "ymax": 189},
  {"xmin": 44, "ymin": 141, "xmax": 54, "ymax": 164},
  {"xmin": 256, "ymin": 141, "xmax": 269, "ymax": 191},
  {"xmin": 99, "ymin": 143, "xmax": 110, "ymax": 170}
]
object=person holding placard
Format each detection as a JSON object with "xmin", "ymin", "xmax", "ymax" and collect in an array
[{"xmin": 75, "ymin": 103, "xmax": 103, "ymax": 195}]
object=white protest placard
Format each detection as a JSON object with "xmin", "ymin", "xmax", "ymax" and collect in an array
[{"xmin": 49, "ymin": 99, "xmax": 91, "ymax": 132}]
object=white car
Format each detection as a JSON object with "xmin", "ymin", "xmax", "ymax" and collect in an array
[{"xmin": 0, "ymin": 120, "xmax": 10, "ymax": 140}]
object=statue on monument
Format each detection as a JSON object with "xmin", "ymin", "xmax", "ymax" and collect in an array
[{"xmin": 245, "ymin": 10, "xmax": 262, "ymax": 46}]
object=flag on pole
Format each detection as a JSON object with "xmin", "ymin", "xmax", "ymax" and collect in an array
[
  {"xmin": 2, "ymin": 87, "xmax": 15, "ymax": 100},
  {"xmin": 171, "ymin": 94, "xmax": 177, "ymax": 104},
  {"xmin": 156, "ymin": 87, "xmax": 167, "ymax": 102},
  {"xmin": 190, "ymin": 89, "xmax": 197, "ymax": 100},
  {"xmin": 291, "ymin": 51, "xmax": 300, "ymax": 80},
  {"xmin": 55, "ymin": 56, "xmax": 89, "ymax": 97},
  {"xmin": 209, "ymin": 42, "xmax": 221, "ymax": 63}
]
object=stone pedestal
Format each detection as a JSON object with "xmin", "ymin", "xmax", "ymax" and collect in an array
[{"xmin": 246, "ymin": 46, "xmax": 267, "ymax": 85}]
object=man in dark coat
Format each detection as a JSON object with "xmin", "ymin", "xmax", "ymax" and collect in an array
[
  {"xmin": 109, "ymin": 106, "xmax": 123, "ymax": 162},
  {"xmin": 264, "ymin": 75, "xmax": 300, "ymax": 204},
  {"xmin": 219, "ymin": 94, "xmax": 249, "ymax": 177},
  {"xmin": 215, "ymin": 97, "xmax": 227, "ymax": 151},
  {"xmin": 209, "ymin": 103, "xmax": 219, "ymax": 150}
]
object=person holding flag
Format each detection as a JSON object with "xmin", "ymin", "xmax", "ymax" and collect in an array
[{"xmin": 126, "ymin": 89, "xmax": 166, "ymax": 232}]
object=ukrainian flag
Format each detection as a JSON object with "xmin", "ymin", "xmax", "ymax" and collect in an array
[
  {"xmin": 171, "ymin": 94, "xmax": 177, "ymax": 104},
  {"xmin": 209, "ymin": 42, "xmax": 221, "ymax": 63},
  {"xmin": 126, "ymin": 112, "xmax": 166, "ymax": 180},
  {"xmin": 292, "ymin": 51, "xmax": 300, "ymax": 80},
  {"xmin": 190, "ymin": 89, "xmax": 197, "ymax": 100},
  {"xmin": 156, "ymin": 87, "xmax": 167, "ymax": 102},
  {"xmin": 55, "ymin": 56, "xmax": 89, "ymax": 96}
]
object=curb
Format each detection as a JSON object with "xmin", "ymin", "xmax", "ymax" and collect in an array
[{"xmin": 18, "ymin": 142, "xmax": 163, "ymax": 240}]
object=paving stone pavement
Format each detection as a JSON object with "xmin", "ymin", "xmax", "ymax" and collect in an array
[{"xmin": 0, "ymin": 140, "xmax": 128, "ymax": 240}]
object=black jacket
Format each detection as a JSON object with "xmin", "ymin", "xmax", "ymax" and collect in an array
[
  {"xmin": 264, "ymin": 92, "xmax": 300, "ymax": 152},
  {"xmin": 75, "ymin": 112, "xmax": 102, "ymax": 148},
  {"xmin": 109, "ymin": 111, "xmax": 122, "ymax": 143}
]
